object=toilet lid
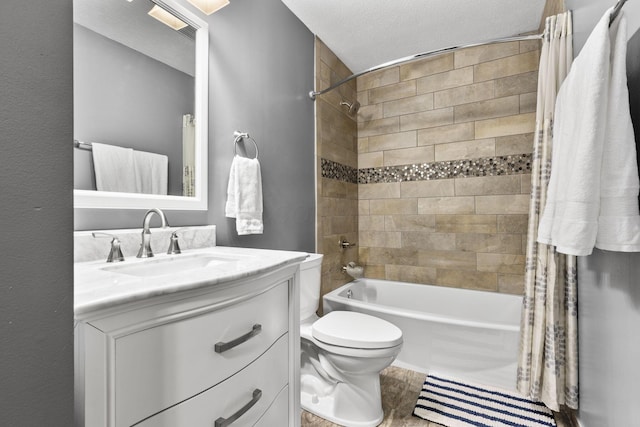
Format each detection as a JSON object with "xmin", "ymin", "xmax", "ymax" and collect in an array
[{"xmin": 312, "ymin": 311, "xmax": 403, "ymax": 349}]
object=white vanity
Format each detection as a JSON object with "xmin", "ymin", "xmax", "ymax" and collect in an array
[{"xmin": 74, "ymin": 244, "xmax": 306, "ymax": 427}]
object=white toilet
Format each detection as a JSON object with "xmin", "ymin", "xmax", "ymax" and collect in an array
[{"xmin": 299, "ymin": 253, "xmax": 403, "ymax": 427}]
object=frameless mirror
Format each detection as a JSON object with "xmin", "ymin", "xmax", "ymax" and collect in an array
[{"xmin": 73, "ymin": 0, "xmax": 208, "ymax": 210}]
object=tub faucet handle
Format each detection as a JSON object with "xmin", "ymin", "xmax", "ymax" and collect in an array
[
  {"xmin": 339, "ymin": 239, "xmax": 356, "ymax": 249},
  {"xmin": 92, "ymin": 232, "xmax": 125, "ymax": 263}
]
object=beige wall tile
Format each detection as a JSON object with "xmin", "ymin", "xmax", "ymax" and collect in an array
[
  {"xmin": 359, "ymin": 151, "xmax": 384, "ymax": 169},
  {"xmin": 359, "ymin": 182, "xmax": 401, "ymax": 200},
  {"xmin": 417, "ymin": 122, "xmax": 475, "ymax": 146},
  {"xmin": 399, "ymin": 53, "xmax": 454, "ymax": 80},
  {"xmin": 368, "ymin": 80, "xmax": 417, "ymax": 104},
  {"xmin": 495, "ymin": 71, "xmax": 538, "ymax": 97},
  {"xmin": 358, "ymin": 67, "xmax": 400, "ymax": 91},
  {"xmin": 400, "ymin": 108, "xmax": 454, "ymax": 132},
  {"xmin": 475, "ymin": 113, "xmax": 536, "ymax": 138},
  {"xmin": 358, "ymin": 117, "xmax": 400, "ymax": 138},
  {"xmin": 368, "ymin": 131, "xmax": 417, "ymax": 152},
  {"xmin": 476, "ymin": 194, "xmax": 530, "ymax": 214},
  {"xmin": 498, "ymin": 274, "xmax": 525, "ymax": 294},
  {"xmin": 495, "ymin": 133, "xmax": 534, "ymax": 155},
  {"xmin": 359, "ymin": 200, "xmax": 371, "ymax": 216},
  {"xmin": 322, "ymin": 178, "xmax": 347, "ymax": 198},
  {"xmin": 401, "ymin": 179, "xmax": 455, "ymax": 198},
  {"xmin": 520, "ymin": 39, "xmax": 541, "ymax": 53},
  {"xmin": 384, "ymin": 93, "xmax": 434, "ymax": 117},
  {"xmin": 454, "ymin": 42, "xmax": 520, "ymax": 68},
  {"xmin": 454, "ymin": 96, "xmax": 520, "ymax": 123},
  {"xmin": 474, "ymin": 50, "xmax": 540, "ymax": 82},
  {"xmin": 520, "ymin": 92, "xmax": 537, "ymax": 113},
  {"xmin": 456, "ymin": 233, "xmax": 522, "ymax": 253},
  {"xmin": 435, "ymin": 215, "xmax": 497, "ymax": 233},
  {"xmin": 385, "ymin": 265, "xmax": 437, "ymax": 284},
  {"xmin": 357, "ymin": 89, "xmax": 369, "ymax": 106},
  {"xmin": 418, "ymin": 196, "xmax": 475, "ymax": 214},
  {"xmin": 360, "ymin": 230, "xmax": 402, "ymax": 248},
  {"xmin": 416, "ymin": 67, "xmax": 474, "ymax": 94},
  {"xmin": 433, "ymin": 81, "xmax": 495, "ymax": 108},
  {"xmin": 434, "ymin": 138, "xmax": 495, "ymax": 161},
  {"xmin": 385, "ymin": 214, "xmax": 436, "ymax": 232},
  {"xmin": 383, "ymin": 146, "xmax": 435, "ymax": 166},
  {"xmin": 358, "ymin": 137, "xmax": 369, "ymax": 154},
  {"xmin": 366, "ymin": 247, "xmax": 419, "ymax": 266},
  {"xmin": 364, "ymin": 265, "xmax": 386, "ymax": 279},
  {"xmin": 417, "ymin": 250, "xmax": 477, "ymax": 271},
  {"xmin": 497, "ymin": 214, "xmax": 528, "ymax": 233},
  {"xmin": 454, "ymin": 175, "xmax": 522, "ymax": 196},
  {"xmin": 358, "ymin": 103, "xmax": 384, "ymax": 122},
  {"xmin": 436, "ymin": 269, "xmax": 498, "ymax": 291},
  {"xmin": 370, "ymin": 198, "xmax": 418, "ymax": 215},
  {"xmin": 521, "ymin": 174, "xmax": 532, "ymax": 194},
  {"xmin": 359, "ymin": 215, "xmax": 386, "ymax": 231},
  {"xmin": 403, "ymin": 231, "xmax": 457, "ymax": 251},
  {"xmin": 325, "ymin": 215, "xmax": 357, "ymax": 235},
  {"xmin": 319, "ymin": 197, "xmax": 358, "ymax": 217},
  {"xmin": 477, "ymin": 253, "xmax": 526, "ymax": 274}
]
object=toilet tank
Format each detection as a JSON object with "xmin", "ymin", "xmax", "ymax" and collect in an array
[{"xmin": 299, "ymin": 253, "xmax": 323, "ymax": 321}]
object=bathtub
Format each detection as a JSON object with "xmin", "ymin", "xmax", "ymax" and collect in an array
[{"xmin": 323, "ymin": 278, "xmax": 522, "ymax": 391}]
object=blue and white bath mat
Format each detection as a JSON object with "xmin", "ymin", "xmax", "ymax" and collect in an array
[{"xmin": 413, "ymin": 374, "xmax": 556, "ymax": 427}]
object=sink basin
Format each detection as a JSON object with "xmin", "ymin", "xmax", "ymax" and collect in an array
[{"xmin": 101, "ymin": 253, "xmax": 235, "ymax": 277}]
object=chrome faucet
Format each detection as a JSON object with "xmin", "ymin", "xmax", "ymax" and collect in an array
[{"xmin": 137, "ymin": 208, "xmax": 169, "ymax": 258}]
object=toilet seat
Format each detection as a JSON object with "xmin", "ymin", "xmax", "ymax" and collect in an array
[{"xmin": 312, "ymin": 311, "xmax": 403, "ymax": 349}]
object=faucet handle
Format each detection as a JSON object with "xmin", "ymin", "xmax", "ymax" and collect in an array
[
  {"xmin": 167, "ymin": 228, "xmax": 188, "ymax": 255},
  {"xmin": 92, "ymin": 232, "xmax": 125, "ymax": 263}
]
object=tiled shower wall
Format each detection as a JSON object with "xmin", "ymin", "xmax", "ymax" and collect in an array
[
  {"xmin": 355, "ymin": 41, "xmax": 540, "ymax": 294},
  {"xmin": 315, "ymin": 38, "xmax": 358, "ymax": 312}
]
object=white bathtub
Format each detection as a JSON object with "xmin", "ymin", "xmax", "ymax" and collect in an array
[{"xmin": 323, "ymin": 278, "xmax": 522, "ymax": 391}]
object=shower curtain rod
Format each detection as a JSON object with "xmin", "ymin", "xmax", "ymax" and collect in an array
[{"xmin": 309, "ymin": 33, "xmax": 543, "ymax": 100}]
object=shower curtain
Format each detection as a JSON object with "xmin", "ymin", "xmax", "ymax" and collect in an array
[
  {"xmin": 182, "ymin": 114, "xmax": 196, "ymax": 197},
  {"xmin": 517, "ymin": 11, "xmax": 578, "ymax": 412}
]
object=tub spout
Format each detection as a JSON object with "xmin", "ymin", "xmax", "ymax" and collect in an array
[{"xmin": 342, "ymin": 262, "xmax": 364, "ymax": 279}]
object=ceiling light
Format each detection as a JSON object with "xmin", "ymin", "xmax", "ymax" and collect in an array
[
  {"xmin": 148, "ymin": 5, "xmax": 188, "ymax": 30},
  {"xmin": 187, "ymin": 0, "xmax": 229, "ymax": 15}
]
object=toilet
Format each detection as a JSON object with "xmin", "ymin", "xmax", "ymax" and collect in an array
[{"xmin": 299, "ymin": 253, "xmax": 403, "ymax": 427}]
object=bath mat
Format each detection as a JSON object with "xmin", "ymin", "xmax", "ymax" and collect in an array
[{"xmin": 413, "ymin": 374, "xmax": 556, "ymax": 427}]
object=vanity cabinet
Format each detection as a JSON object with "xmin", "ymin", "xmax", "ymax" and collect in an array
[{"xmin": 75, "ymin": 261, "xmax": 301, "ymax": 427}]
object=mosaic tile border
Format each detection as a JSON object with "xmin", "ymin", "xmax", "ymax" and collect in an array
[
  {"xmin": 321, "ymin": 158, "xmax": 358, "ymax": 184},
  {"xmin": 321, "ymin": 154, "xmax": 532, "ymax": 184}
]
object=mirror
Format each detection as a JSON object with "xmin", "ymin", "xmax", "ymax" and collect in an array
[{"xmin": 73, "ymin": 0, "xmax": 208, "ymax": 210}]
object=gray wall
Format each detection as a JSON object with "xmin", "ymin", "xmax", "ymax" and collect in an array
[
  {"xmin": 74, "ymin": 0, "xmax": 316, "ymax": 254},
  {"xmin": 74, "ymin": 24, "xmax": 194, "ymax": 196},
  {"xmin": 0, "ymin": 0, "xmax": 74, "ymax": 425},
  {"xmin": 565, "ymin": 1, "xmax": 640, "ymax": 426}
]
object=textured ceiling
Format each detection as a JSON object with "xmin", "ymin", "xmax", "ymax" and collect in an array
[{"xmin": 280, "ymin": 0, "xmax": 547, "ymax": 73}]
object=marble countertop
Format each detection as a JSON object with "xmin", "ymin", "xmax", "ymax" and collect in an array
[{"xmin": 75, "ymin": 246, "xmax": 308, "ymax": 316}]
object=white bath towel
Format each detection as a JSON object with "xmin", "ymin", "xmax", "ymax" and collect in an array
[
  {"xmin": 133, "ymin": 149, "xmax": 168, "ymax": 195},
  {"xmin": 537, "ymin": 8, "xmax": 640, "ymax": 255},
  {"xmin": 91, "ymin": 142, "xmax": 138, "ymax": 193},
  {"xmin": 225, "ymin": 155, "xmax": 263, "ymax": 235}
]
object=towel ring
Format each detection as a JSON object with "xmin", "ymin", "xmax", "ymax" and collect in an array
[{"xmin": 233, "ymin": 131, "xmax": 259, "ymax": 159}]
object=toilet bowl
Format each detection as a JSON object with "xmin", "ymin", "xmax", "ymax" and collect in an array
[{"xmin": 300, "ymin": 254, "xmax": 403, "ymax": 427}]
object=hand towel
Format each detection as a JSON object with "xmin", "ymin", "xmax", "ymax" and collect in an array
[
  {"xmin": 537, "ymin": 8, "xmax": 640, "ymax": 255},
  {"xmin": 133, "ymin": 149, "xmax": 168, "ymax": 195},
  {"xmin": 91, "ymin": 142, "xmax": 138, "ymax": 193},
  {"xmin": 225, "ymin": 155, "xmax": 263, "ymax": 235}
]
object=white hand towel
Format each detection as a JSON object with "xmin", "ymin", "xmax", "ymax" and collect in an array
[
  {"xmin": 537, "ymin": 8, "xmax": 640, "ymax": 255},
  {"xmin": 225, "ymin": 155, "xmax": 263, "ymax": 235},
  {"xmin": 133, "ymin": 149, "xmax": 168, "ymax": 195},
  {"xmin": 91, "ymin": 142, "xmax": 138, "ymax": 193}
]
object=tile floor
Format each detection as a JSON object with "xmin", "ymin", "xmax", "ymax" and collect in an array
[{"xmin": 301, "ymin": 366, "xmax": 573, "ymax": 427}]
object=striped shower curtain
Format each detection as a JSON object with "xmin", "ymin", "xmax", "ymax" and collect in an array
[{"xmin": 517, "ymin": 11, "xmax": 578, "ymax": 412}]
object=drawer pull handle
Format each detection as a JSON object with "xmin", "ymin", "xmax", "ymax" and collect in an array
[
  {"xmin": 214, "ymin": 388, "xmax": 262, "ymax": 427},
  {"xmin": 215, "ymin": 324, "xmax": 262, "ymax": 353}
]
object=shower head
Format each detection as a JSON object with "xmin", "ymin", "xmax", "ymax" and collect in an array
[{"xmin": 340, "ymin": 100, "xmax": 360, "ymax": 116}]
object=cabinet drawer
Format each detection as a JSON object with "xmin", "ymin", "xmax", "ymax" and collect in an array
[
  {"xmin": 115, "ymin": 281, "xmax": 288, "ymax": 427},
  {"xmin": 137, "ymin": 334, "xmax": 289, "ymax": 427},
  {"xmin": 254, "ymin": 385, "xmax": 289, "ymax": 427}
]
